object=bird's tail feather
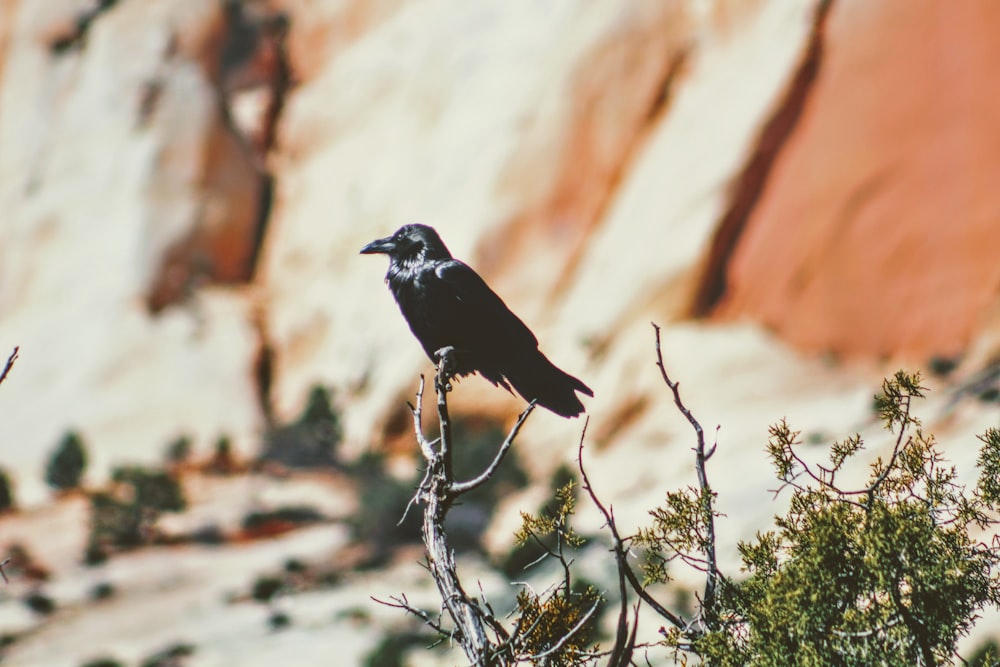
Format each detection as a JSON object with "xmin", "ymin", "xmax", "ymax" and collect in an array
[{"xmin": 504, "ymin": 352, "xmax": 593, "ymax": 418}]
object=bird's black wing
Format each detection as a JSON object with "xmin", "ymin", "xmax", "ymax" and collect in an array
[
  {"xmin": 396, "ymin": 259, "xmax": 538, "ymax": 383},
  {"xmin": 432, "ymin": 259, "xmax": 537, "ymax": 350}
]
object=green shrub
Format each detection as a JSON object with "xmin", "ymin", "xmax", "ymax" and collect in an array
[
  {"xmin": 260, "ymin": 385, "xmax": 342, "ymax": 468},
  {"xmin": 644, "ymin": 371, "xmax": 1000, "ymax": 666},
  {"xmin": 46, "ymin": 431, "xmax": 87, "ymax": 491},
  {"xmin": 0, "ymin": 467, "xmax": 15, "ymax": 512},
  {"xmin": 85, "ymin": 465, "xmax": 187, "ymax": 561}
]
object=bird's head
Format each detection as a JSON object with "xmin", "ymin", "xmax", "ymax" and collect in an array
[{"xmin": 360, "ymin": 224, "xmax": 452, "ymax": 265}]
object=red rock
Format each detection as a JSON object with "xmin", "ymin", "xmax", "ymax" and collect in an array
[{"xmin": 711, "ymin": 0, "xmax": 1000, "ymax": 360}]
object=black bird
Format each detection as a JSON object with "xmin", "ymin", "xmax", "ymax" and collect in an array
[{"xmin": 361, "ymin": 224, "xmax": 593, "ymax": 417}]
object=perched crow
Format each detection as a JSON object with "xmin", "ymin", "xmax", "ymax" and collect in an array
[{"xmin": 361, "ymin": 224, "xmax": 593, "ymax": 417}]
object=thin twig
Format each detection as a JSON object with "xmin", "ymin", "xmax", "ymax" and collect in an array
[
  {"xmin": 0, "ymin": 347, "xmax": 18, "ymax": 388},
  {"xmin": 577, "ymin": 422, "xmax": 687, "ymax": 632},
  {"xmin": 372, "ymin": 594, "xmax": 454, "ymax": 638},
  {"xmin": 519, "ymin": 597, "xmax": 601, "ymax": 661},
  {"xmin": 652, "ymin": 322, "xmax": 719, "ymax": 616},
  {"xmin": 436, "ymin": 358, "xmax": 455, "ymax": 482},
  {"xmin": 451, "ymin": 401, "xmax": 535, "ymax": 495}
]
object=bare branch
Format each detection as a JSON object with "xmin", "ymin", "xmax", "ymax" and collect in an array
[
  {"xmin": 0, "ymin": 347, "xmax": 18, "ymax": 388},
  {"xmin": 607, "ymin": 604, "xmax": 641, "ymax": 667},
  {"xmin": 452, "ymin": 401, "xmax": 536, "ymax": 495},
  {"xmin": 518, "ymin": 597, "xmax": 601, "ymax": 662},
  {"xmin": 371, "ymin": 594, "xmax": 454, "ymax": 639},
  {"xmin": 407, "ymin": 368, "xmax": 509, "ymax": 664},
  {"xmin": 578, "ymin": 422, "xmax": 688, "ymax": 634},
  {"xmin": 652, "ymin": 322, "xmax": 719, "ymax": 617}
]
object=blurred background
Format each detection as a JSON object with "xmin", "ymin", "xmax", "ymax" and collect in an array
[{"xmin": 1, "ymin": 0, "xmax": 999, "ymax": 664}]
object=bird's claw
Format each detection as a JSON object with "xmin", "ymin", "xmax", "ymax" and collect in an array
[{"xmin": 434, "ymin": 346, "xmax": 457, "ymax": 392}]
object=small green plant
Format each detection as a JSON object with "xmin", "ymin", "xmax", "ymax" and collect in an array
[
  {"xmin": 85, "ymin": 465, "xmax": 187, "ymax": 562},
  {"xmin": 0, "ymin": 467, "xmax": 15, "ymax": 512},
  {"xmin": 347, "ymin": 451, "xmax": 422, "ymax": 565},
  {"xmin": 164, "ymin": 435, "xmax": 192, "ymax": 464},
  {"xmin": 363, "ymin": 631, "xmax": 434, "ymax": 667},
  {"xmin": 46, "ymin": 431, "xmax": 87, "ymax": 491},
  {"xmin": 80, "ymin": 658, "xmax": 125, "ymax": 667},
  {"xmin": 506, "ymin": 483, "xmax": 603, "ymax": 665},
  {"xmin": 110, "ymin": 466, "xmax": 186, "ymax": 513},
  {"xmin": 138, "ymin": 642, "xmax": 194, "ymax": 667},
  {"xmin": 23, "ymin": 591, "xmax": 55, "ymax": 615},
  {"xmin": 251, "ymin": 576, "xmax": 283, "ymax": 603},
  {"xmin": 260, "ymin": 385, "xmax": 342, "ymax": 468}
]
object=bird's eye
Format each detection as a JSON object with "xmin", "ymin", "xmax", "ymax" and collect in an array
[{"xmin": 396, "ymin": 236, "xmax": 421, "ymax": 256}]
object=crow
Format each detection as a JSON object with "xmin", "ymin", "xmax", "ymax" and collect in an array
[{"xmin": 361, "ymin": 224, "xmax": 593, "ymax": 417}]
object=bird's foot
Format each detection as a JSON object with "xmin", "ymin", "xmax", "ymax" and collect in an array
[{"xmin": 434, "ymin": 346, "xmax": 458, "ymax": 392}]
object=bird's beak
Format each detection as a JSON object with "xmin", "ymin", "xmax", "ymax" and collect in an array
[{"xmin": 360, "ymin": 236, "xmax": 395, "ymax": 255}]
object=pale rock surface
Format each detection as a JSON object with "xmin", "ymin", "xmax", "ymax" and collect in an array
[
  {"xmin": 0, "ymin": 1, "xmax": 263, "ymax": 504},
  {"xmin": 1, "ymin": 0, "xmax": 1000, "ymax": 664}
]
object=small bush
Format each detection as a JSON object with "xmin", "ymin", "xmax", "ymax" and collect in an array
[
  {"xmin": 346, "ymin": 452, "xmax": 421, "ymax": 565},
  {"xmin": 90, "ymin": 582, "xmax": 115, "ymax": 601},
  {"xmin": 80, "ymin": 659, "xmax": 125, "ymax": 667},
  {"xmin": 139, "ymin": 642, "xmax": 194, "ymax": 667},
  {"xmin": 267, "ymin": 611, "xmax": 291, "ymax": 631},
  {"xmin": 164, "ymin": 436, "xmax": 192, "ymax": 465},
  {"xmin": 85, "ymin": 465, "xmax": 187, "ymax": 561},
  {"xmin": 0, "ymin": 467, "xmax": 15, "ymax": 512},
  {"xmin": 206, "ymin": 435, "xmax": 237, "ymax": 474},
  {"xmin": 260, "ymin": 385, "xmax": 343, "ymax": 468},
  {"xmin": 111, "ymin": 466, "xmax": 186, "ymax": 513},
  {"xmin": 251, "ymin": 576, "xmax": 283, "ymax": 603},
  {"xmin": 46, "ymin": 431, "xmax": 87, "ymax": 491},
  {"xmin": 363, "ymin": 631, "xmax": 433, "ymax": 667},
  {"xmin": 23, "ymin": 591, "xmax": 55, "ymax": 615}
]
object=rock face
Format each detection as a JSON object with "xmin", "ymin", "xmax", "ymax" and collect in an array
[
  {"xmin": 706, "ymin": 0, "xmax": 1000, "ymax": 360},
  {"xmin": 2, "ymin": 0, "xmax": 1000, "ymax": 661},
  {"xmin": 2, "ymin": 0, "xmax": 998, "ymax": 492},
  {"xmin": 0, "ymin": 0, "xmax": 270, "ymax": 504}
]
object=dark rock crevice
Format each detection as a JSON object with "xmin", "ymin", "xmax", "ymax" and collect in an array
[
  {"xmin": 49, "ymin": 0, "xmax": 122, "ymax": 55},
  {"xmin": 689, "ymin": 0, "xmax": 835, "ymax": 317},
  {"xmin": 548, "ymin": 45, "xmax": 691, "ymax": 303},
  {"xmin": 146, "ymin": 1, "xmax": 292, "ymax": 314}
]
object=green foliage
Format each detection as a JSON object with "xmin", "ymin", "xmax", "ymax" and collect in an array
[
  {"xmin": 513, "ymin": 482, "xmax": 584, "ymax": 549},
  {"xmin": 260, "ymin": 385, "xmax": 342, "ymax": 468},
  {"xmin": 635, "ymin": 484, "xmax": 718, "ymax": 587},
  {"xmin": 510, "ymin": 584, "xmax": 603, "ymax": 666},
  {"xmin": 346, "ymin": 451, "xmax": 423, "ymax": 565},
  {"xmin": 46, "ymin": 431, "xmax": 87, "ymax": 491},
  {"xmin": 22, "ymin": 591, "xmax": 55, "ymax": 615},
  {"xmin": 664, "ymin": 370, "xmax": 1000, "ymax": 666},
  {"xmin": 138, "ymin": 642, "xmax": 194, "ymax": 667},
  {"xmin": 969, "ymin": 640, "xmax": 1000, "ymax": 667},
  {"xmin": 164, "ymin": 435, "xmax": 192, "ymax": 464},
  {"xmin": 85, "ymin": 465, "xmax": 187, "ymax": 562},
  {"xmin": 251, "ymin": 576, "xmax": 283, "ymax": 603},
  {"xmin": 977, "ymin": 428, "xmax": 1000, "ymax": 506},
  {"xmin": 349, "ymin": 415, "xmax": 530, "ymax": 565},
  {"xmin": 502, "ymin": 481, "xmax": 583, "ymax": 578},
  {"xmin": 0, "ymin": 466, "xmax": 15, "ymax": 512},
  {"xmin": 503, "ymin": 481, "xmax": 604, "ymax": 664},
  {"xmin": 111, "ymin": 466, "xmax": 186, "ymax": 513},
  {"xmin": 363, "ymin": 631, "xmax": 434, "ymax": 667}
]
